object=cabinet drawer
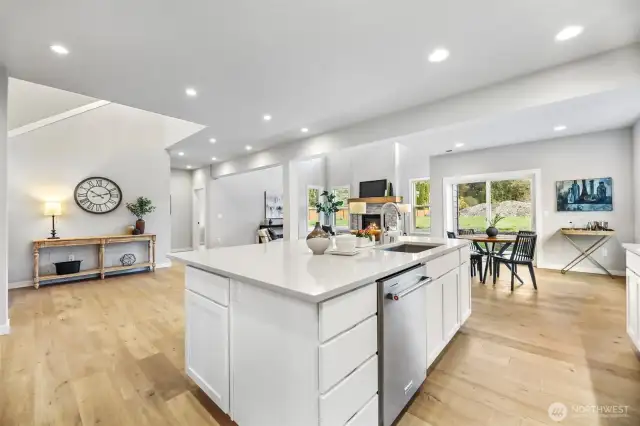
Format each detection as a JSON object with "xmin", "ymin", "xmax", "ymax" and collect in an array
[
  {"xmin": 320, "ymin": 355, "xmax": 378, "ymax": 426},
  {"xmin": 427, "ymin": 251, "xmax": 459, "ymax": 280},
  {"xmin": 186, "ymin": 266, "xmax": 230, "ymax": 306},
  {"xmin": 319, "ymin": 283, "xmax": 377, "ymax": 342},
  {"xmin": 320, "ymin": 316, "xmax": 377, "ymax": 393},
  {"xmin": 459, "ymin": 245, "xmax": 470, "ymax": 264},
  {"xmin": 627, "ymin": 251, "xmax": 640, "ymax": 276},
  {"xmin": 345, "ymin": 394, "xmax": 378, "ymax": 426}
]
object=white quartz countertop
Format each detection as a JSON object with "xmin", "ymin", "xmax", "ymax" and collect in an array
[
  {"xmin": 168, "ymin": 236, "xmax": 469, "ymax": 302},
  {"xmin": 623, "ymin": 243, "xmax": 640, "ymax": 255}
]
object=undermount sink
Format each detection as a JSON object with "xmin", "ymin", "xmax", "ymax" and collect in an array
[{"xmin": 380, "ymin": 243, "xmax": 441, "ymax": 254}]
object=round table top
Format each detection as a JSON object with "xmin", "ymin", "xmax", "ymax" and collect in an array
[{"xmin": 457, "ymin": 234, "xmax": 517, "ymax": 243}]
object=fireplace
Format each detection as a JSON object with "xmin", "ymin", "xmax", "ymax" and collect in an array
[{"xmin": 362, "ymin": 214, "xmax": 381, "ymax": 229}]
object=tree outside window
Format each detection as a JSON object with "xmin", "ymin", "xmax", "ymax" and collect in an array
[
  {"xmin": 412, "ymin": 179, "xmax": 430, "ymax": 233},
  {"xmin": 331, "ymin": 186, "xmax": 350, "ymax": 228}
]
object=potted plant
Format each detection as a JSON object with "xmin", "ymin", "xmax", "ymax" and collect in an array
[
  {"xmin": 486, "ymin": 213, "xmax": 505, "ymax": 237},
  {"xmin": 355, "ymin": 225, "xmax": 376, "ymax": 247},
  {"xmin": 126, "ymin": 196, "xmax": 156, "ymax": 234},
  {"xmin": 315, "ymin": 190, "xmax": 343, "ymax": 235}
]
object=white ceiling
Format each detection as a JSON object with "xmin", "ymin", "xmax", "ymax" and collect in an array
[
  {"xmin": 7, "ymin": 78, "xmax": 97, "ymax": 130},
  {"xmin": 397, "ymin": 86, "xmax": 640, "ymax": 156},
  {"xmin": 1, "ymin": 0, "xmax": 639, "ymax": 167}
]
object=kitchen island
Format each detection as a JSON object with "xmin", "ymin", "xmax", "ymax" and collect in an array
[
  {"xmin": 168, "ymin": 236, "xmax": 471, "ymax": 426},
  {"xmin": 622, "ymin": 244, "xmax": 640, "ymax": 354}
]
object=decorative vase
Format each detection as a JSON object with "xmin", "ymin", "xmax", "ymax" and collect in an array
[
  {"xmin": 322, "ymin": 213, "xmax": 334, "ymax": 236},
  {"xmin": 136, "ymin": 219, "xmax": 146, "ymax": 234},
  {"xmin": 126, "ymin": 225, "xmax": 135, "ymax": 235},
  {"xmin": 306, "ymin": 222, "xmax": 330, "ymax": 255},
  {"xmin": 486, "ymin": 226, "xmax": 498, "ymax": 237}
]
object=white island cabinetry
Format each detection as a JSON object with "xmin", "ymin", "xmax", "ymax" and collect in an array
[
  {"xmin": 625, "ymin": 248, "xmax": 640, "ymax": 352},
  {"xmin": 175, "ymin": 237, "xmax": 472, "ymax": 426}
]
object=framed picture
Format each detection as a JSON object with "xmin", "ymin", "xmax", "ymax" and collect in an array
[
  {"xmin": 556, "ymin": 177, "xmax": 612, "ymax": 212},
  {"xmin": 264, "ymin": 191, "xmax": 284, "ymax": 219}
]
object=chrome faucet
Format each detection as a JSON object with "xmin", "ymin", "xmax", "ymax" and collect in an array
[{"xmin": 380, "ymin": 202, "xmax": 402, "ymax": 245}]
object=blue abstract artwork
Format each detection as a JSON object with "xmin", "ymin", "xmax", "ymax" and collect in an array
[{"xmin": 556, "ymin": 177, "xmax": 613, "ymax": 212}]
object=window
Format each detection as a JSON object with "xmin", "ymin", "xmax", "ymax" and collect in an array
[
  {"xmin": 455, "ymin": 177, "xmax": 533, "ymax": 234},
  {"xmin": 411, "ymin": 178, "xmax": 430, "ymax": 233},
  {"xmin": 331, "ymin": 185, "xmax": 351, "ymax": 229},
  {"xmin": 307, "ymin": 186, "xmax": 322, "ymax": 230}
]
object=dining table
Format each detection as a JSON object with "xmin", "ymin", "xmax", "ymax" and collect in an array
[{"xmin": 456, "ymin": 234, "xmax": 517, "ymax": 284}]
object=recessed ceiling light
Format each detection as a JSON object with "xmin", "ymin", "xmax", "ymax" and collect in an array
[
  {"xmin": 211, "ymin": 157, "xmax": 217, "ymax": 161},
  {"xmin": 554, "ymin": 125, "xmax": 567, "ymax": 132},
  {"xmin": 185, "ymin": 88, "xmax": 197, "ymax": 97},
  {"xmin": 455, "ymin": 142, "xmax": 464, "ymax": 148},
  {"xmin": 186, "ymin": 165, "xmax": 192, "ymax": 169},
  {"xmin": 445, "ymin": 149, "xmax": 453, "ymax": 153},
  {"xmin": 555, "ymin": 26, "xmax": 584, "ymax": 42},
  {"xmin": 301, "ymin": 128, "xmax": 309, "ymax": 133},
  {"xmin": 178, "ymin": 152, "xmax": 185, "ymax": 156},
  {"xmin": 50, "ymin": 45, "xmax": 69, "ymax": 55},
  {"xmin": 209, "ymin": 138, "xmax": 217, "ymax": 144},
  {"xmin": 428, "ymin": 48, "xmax": 450, "ymax": 63},
  {"xmin": 263, "ymin": 115, "xmax": 272, "ymax": 121},
  {"xmin": 245, "ymin": 145, "xmax": 253, "ymax": 151}
]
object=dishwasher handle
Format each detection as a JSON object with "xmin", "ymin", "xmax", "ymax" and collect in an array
[{"xmin": 386, "ymin": 276, "xmax": 432, "ymax": 301}]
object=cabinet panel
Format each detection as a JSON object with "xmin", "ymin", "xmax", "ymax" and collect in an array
[
  {"xmin": 345, "ymin": 394, "xmax": 378, "ymax": 426},
  {"xmin": 320, "ymin": 355, "xmax": 378, "ymax": 426},
  {"xmin": 442, "ymin": 269, "xmax": 460, "ymax": 343},
  {"xmin": 320, "ymin": 283, "xmax": 377, "ymax": 342},
  {"xmin": 185, "ymin": 290, "xmax": 230, "ymax": 413},
  {"xmin": 628, "ymin": 271, "xmax": 639, "ymax": 346},
  {"xmin": 459, "ymin": 262, "xmax": 472, "ymax": 323},
  {"xmin": 186, "ymin": 266, "xmax": 230, "ymax": 306},
  {"xmin": 426, "ymin": 277, "xmax": 444, "ymax": 368},
  {"xmin": 319, "ymin": 316, "xmax": 377, "ymax": 393},
  {"xmin": 427, "ymin": 251, "xmax": 459, "ymax": 281}
]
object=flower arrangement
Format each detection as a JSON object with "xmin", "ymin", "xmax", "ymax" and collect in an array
[{"xmin": 356, "ymin": 224, "xmax": 377, "ymax": 241}]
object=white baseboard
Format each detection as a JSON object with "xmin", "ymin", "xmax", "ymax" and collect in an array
[
  {"xmin": 538, "ymin": 262, "xmax": 625, "ymax": 277},
  {"xmin": 171, "ymin": 247, "xmax": 193, "ymax": 253},
  {"xmin": 0, "ymin": 319, "xmax": 10, "ymax": 335},
  {"xmin": 9, "ymin": 280, "xmax": 33, "ymax": 290},
  {"xmin": 9, "ymin": 261, "xmax": 173, "ymax": 290}
]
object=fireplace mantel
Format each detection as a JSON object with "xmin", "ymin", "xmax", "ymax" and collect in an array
[{"xmin": 347, "ymin": 196, "xmax": 403, "ymax": 204}]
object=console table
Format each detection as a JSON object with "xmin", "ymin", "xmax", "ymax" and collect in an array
[
  {"xmin": 33, "ymin": 234, "xmax": 156, "ymax": 289},
  {"xmin": 559, "ymin": 229, "xmax": 615, "ymax": 278}
]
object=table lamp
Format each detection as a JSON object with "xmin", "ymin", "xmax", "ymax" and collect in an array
[
  {"xmin": 44, "ymin": 202, "xmax": 62, "ymax": 239},
  {"xmin": 349, "ymin": 202, "xmax": 367, "ymax": 229},
  {"xmin": 398, "ymin": 204, "xmax": 412, "ymax": 235}
]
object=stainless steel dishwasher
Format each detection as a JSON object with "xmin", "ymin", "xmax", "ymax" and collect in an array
[{"xmin": 378, "ymin": 263, "xmax": 430, "ymax": 426}]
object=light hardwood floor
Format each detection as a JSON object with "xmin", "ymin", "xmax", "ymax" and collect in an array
[{"xmin": 1, "ymin": 265, "xmax": 638, "ymax": 426}]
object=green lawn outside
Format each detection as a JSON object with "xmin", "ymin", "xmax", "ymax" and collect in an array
[
  {"xmin": 308, "ymin": 217, "xmax": 349, "ymax": 228},
  {"xmin": 415, "ymin": 216, "xmax": 530, "ymax": 233}
]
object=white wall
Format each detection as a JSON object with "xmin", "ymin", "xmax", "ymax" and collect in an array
[
  {"xmin": 208, "ymin": 166, "xmax": 283, "ymax": 247},
  {"xmin": 170, "ymin": 169, "xmax": 193, "ymax": 251},
  {"xmin": 634, "ymin": 119, "xmax": 640, "ymax": 242},
  {"xmin": 0, "ymin": 65, "xmax": 8, "ymax": 333},
  {"xmin": 7, "ymin": 103, "xmax": 187, "ymax": 284},
  {"xmin": 430, "ymin": 129, "xmax": 634, "ymax": 274},
  {"xmin": 326, "ymin": 140, "xmax": 397, "ymax": 198}
]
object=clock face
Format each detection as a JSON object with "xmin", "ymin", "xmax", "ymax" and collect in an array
[{"xmin": 74, "ymin": 177, "xmax": 122, "ymax": 214}]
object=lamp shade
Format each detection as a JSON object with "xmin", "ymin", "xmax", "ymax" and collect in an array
[
  {"xmin": 398, "ymin": 204, "xmax": 412, "ymax": 214},
  {"xmin": 44, "ymin": 202, "xmax": 62, "ymax": 216},
  {"xmin": 350, "ymin": 202, "xmax": 367, "ymax": 215}
]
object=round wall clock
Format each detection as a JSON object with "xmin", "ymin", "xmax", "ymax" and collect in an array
[{"xmin": 74, "ymin": 177, "xmax": 122, "ymax": 214}]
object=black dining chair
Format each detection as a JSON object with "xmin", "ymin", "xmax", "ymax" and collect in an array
[
  {"xmin": 448, "ymin": 230, "xmax": 484, "ymax": 280},
  {"xmin": 493, "ymin": 233, "xmax": 537, "ymax": 292}
]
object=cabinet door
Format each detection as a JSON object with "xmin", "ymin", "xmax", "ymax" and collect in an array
[
  {"xmin": 426, "ymin": 277, "xmax": 444, "ymax": 368},
  {"xmin": 628, "ymin": 273, "xmax": 639, "ymax": 346},
  {"xmin": 442, "ymin": 269, "xmax": 460, "ymax": 343},
  {"xmin": 185, "ymin": 289, "xmax": 230, "ymax": 413},
  {"xmin": 459, "ymin": 262, "xmax": 472, "ymax": 324}
]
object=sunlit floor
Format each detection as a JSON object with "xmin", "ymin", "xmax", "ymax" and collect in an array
[{"xmin": 1, "ymin": 265, "xmax": 638, "ymax": 425}]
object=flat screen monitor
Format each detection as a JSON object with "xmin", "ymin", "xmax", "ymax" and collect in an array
[{"xmin": 359, "ymin": 179, "xmax": 387, "ymax": 198}]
